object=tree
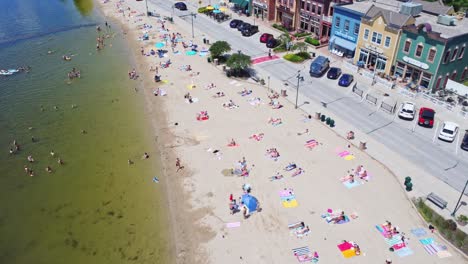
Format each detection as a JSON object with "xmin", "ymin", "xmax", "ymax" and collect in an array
[
  {"xmin": 293, "ymin": 42, "xmax": 308, "ymax": 53},
  {"xmin": 278, "ymin": 33, "xmax": 293, "ymax": 52},
  {"xmin": 226, "ymin": 53, "xmax": 252, "ymax": 76},
  {"xmin": 209, "ymin": 41, "xmax": 231, "ymax": 59}
]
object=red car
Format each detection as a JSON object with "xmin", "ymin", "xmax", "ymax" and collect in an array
[
  {"xmin": 418, "ymin": 107, "xmax": 435, "ymax": 127},
  {"xmin": 260, "ymin": 33, "xmax": 273, "ymax": 43}
]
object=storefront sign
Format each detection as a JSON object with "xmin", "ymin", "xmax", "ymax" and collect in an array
[
  {"xmin": 335, "ymin": 31, "xmax": 356, "ymax": 42},
  {"xmin": 402, "ymin": 56, "xmax": 429, "ymax": 70},
  {"xmin": 364, "ymin": 43, "xmax": 383, "ymax": 54},
  {"xmin": 253, "ymin": 1, "xmax": 267, "ymax": 9}
]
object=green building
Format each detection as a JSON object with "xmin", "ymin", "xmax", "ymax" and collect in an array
[
  {"xmin": 394, "ymin": 6, "xmax": 468, "ymax": 92},
  {"xmin": 230, "ymin": 0, "xmax": 252, "ymax": 15}
]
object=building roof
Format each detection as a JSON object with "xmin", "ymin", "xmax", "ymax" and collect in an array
[
  {"xmin": 412, "ymin": 12, "xmax": 468, "ymax": 39},
  {"xmin": 412, "ymin": 0, "xmax": 454, "ymax": 15},
  {"xmin": 363, "ymin": 5, "xmax": 412, "ymax": 29}
]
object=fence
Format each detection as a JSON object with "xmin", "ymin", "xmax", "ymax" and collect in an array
[
  {"xmin": 351, "ymin": 83, "xmax": 364, "ymax": 98},
  {"xmin": 381, "ymin": 100, "xmax": 396, "ymax": 114},
  {"xmin": 375, "ymin": 76, "xmax": 395, "ymax": 89},
  {"xmin": 344, "ymin": 61, "xmax": 359, "ymax": 73},
  {"xmin": 421, "ymin": 93, "xmax": 455, "ymax": 111},
  {"xmin": 398, "ymin": 87, "xmax": 419, "ymax": 99},
  {"xmin": 365, "ymin": 94, "xmax": 378, "ymax": 106}
]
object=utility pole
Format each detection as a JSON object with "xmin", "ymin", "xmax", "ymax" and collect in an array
[
  {"xmin": 451, "ymin": 178, "xmax": 468, "ymax": 217},
  {"xmin": 145, "ymin": 0, "xmax": 149, "ymax": 16},
  {"xmin": 295, "ymin": 70, "xmax": 304, "ymax": 109},
  {"xmin": 180, "ymin": 13, "xmax": 197, "ymax": 38}
]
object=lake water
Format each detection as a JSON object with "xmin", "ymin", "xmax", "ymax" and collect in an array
[{"xmin": 0, "ymin": 1, "xmax": 170, "ymax": 263}]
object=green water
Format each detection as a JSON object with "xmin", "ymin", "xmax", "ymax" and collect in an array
[{"xmin": 0, "ymin": 4, "xmax": 170, "ymax": 264}]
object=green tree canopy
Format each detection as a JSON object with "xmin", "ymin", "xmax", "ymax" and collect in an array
[
  {"xmin": 209, "ymin": 41, "xmax": 231, "ymax": 58},
  {"xmin": 293, "ymin": 42, "xmax": 308, "ymax": 52},
  {"xmin": 73, "ymin": 0, "xmax": 94, "ymax": 16},
  {"xmin": 226, "ymin": 53, "xmax": 251, "ymax": 73}
]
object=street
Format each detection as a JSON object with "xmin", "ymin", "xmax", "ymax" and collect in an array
[{"xmin": 152, "ymin": 0, "xmax": 468, "ymax": 194}]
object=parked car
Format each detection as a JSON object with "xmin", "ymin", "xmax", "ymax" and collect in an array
[
  {"xmin": 229, "ymin": 19, "xmax": 243, "ymax": 28},
  {"xmin": 241, "ymin": 25, "xmax": 259, "ymax": 36},
  {"xmin": 398, "ymin": 102, "xmax": 416, "ymax": 120},
  {"xmin": 260, "ymin": 33, "xmax": 274, "ymax": 43},
  {"xmin": 237, "ymin": 22, "xmax": 251, "ymax": 31},
  {"xmin": 338, "ymin": 74, "xmax": 354, "ymax": 87},
  {"xmin": 461, "ymin": 131, "xmax": 468, "ymax": 151},
  {"xmin": 327, "ymin": 67, "xmax": 341, "ymax": 79},
  {"xmin": 174, "ymin": 2, "xmax": 187, "ymax": 10},
  {"xmin": 438, "ymin": 122, "xmax": 459, "ymax": 142},
  {"xmin": 266, "ymin": 38, "xmax": 279, "ymax": 48},
  {"xmin": 418, "ymin": 107, "xmax": 435, "ymax": 127},
  {"xmin": 309, "ymin": 56, "xmax": 330, "ymax": 77}
]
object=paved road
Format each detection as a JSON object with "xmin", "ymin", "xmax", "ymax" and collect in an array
[{"xmin": 152, "ymin": 0, "xmax": 468, "ymax": 193}]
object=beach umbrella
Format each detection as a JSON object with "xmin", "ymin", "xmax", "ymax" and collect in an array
[
  {"xmin": 241, "ymin": 194, "xmax": 258, "ymax": 213},
  {"xmin": 206, "ymin": 6, "xmax": 214, "ymax": 10},
  {"xmin": 186, "ymin": 50, "xmax": 197, "ymax": 56},
  {"xmin": 155, "ymin": 42, "xmax": 165, "ymax": 48},
  {"xmin": 213, "ymin": 4, "xmax": 220, "ymax": 9},
  {"xmin": 219, "ymin": 7, "xmax": 227, "ymax": 12},
  {"xmin": 213, "ymin": 9, "xmax": 221, "ymax": 13}
]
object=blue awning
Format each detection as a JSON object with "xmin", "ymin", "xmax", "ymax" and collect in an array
[{"xmin": 331, "ymin": 36, "xmax": 356, "ymax": 51}]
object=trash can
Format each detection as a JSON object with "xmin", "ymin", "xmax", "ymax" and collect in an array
[
  {"xmin": 320, "ymin": 115, "xmax": 326, "ymax": 122},
  {"xmin": 325, "ymin": 117, "xmax": 331, "ymax": 125},
  {"xmin": 359, "ymin": 141, "xmax": 367, "ymax": 150},
  {"xmin": 315, "ymin": 112, "xmax": 321, "ymax": 119},
  {"xmin": 203, "ymin": 38, "xmax": 207, "ymax": 44},
  {"xmin": 329, "ymin": 119, "xmax": 335, "ymax": 127},
  {"xmin": 207, "ymin": 57, "xmax": 212, "ymax": 63},
  {"xmin": 214, "ymin": 58, "xmax": 219, "ymax": 65},
  {"xmin": 206, "ymin": 39, "xmax": 210, "ymax": 45}
]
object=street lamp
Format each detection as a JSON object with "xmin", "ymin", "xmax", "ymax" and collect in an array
[
  {"xmin": 180, "ymin": 13, "xmax": 197, "ymax": 38},
  {"xmin": 267, "ymin": 76, "xmax": 271, "ymax": 92},
  {"xmin": 295, "ymin": 70, "xmax": 304, "ymax": 109},
  {"xmin": 451, "ymin": 178, "xmax": 468, "ymax": 217},
  {"xmin": 145, "ymin": 0, "xmax": 149, "ymax": 16}
]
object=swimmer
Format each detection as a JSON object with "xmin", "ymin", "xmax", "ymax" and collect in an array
[
  {"xmin": 142, "ymin": 152, "xmax": 150, "ymax": 159},
  {"xmin": 58, "ymin": 158, "xmax": 63, "ymax": 165},
  {"xmin": 128, "ymin": 159, "xmax": 133, "ymax": 165},
  {"xmin": 9, "ymin": 148, "xmax": 14, "ymax": 154},
  {"xmin": 81, "ymin": 130, "xmax": 87, "ymax": 134},
  {"xmin": 29, "ymin": 170, "xmax": 34, "ymax": 177},
  {"xmin": 45, "ymin": 166, "xmax": 52, "ymax": 173},
  {"xmin": 24, "ymin": 165, "xmax": 29, "ymax": 173},
  {"xmin": 54, "ymin": 106, "xmax": 58, "ymax": 110},
  {"xmin": 27, "ymin": 155, "xmax": 34, "ymax": 163},
  {"xmin": 31, "ymin": 136, "xmax": 35, "ymax": 142},
  {"xmin": 50, "ymin": 150, "xmax": 55, "ymax": 157}
]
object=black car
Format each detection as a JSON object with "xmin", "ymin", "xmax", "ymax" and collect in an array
[
  {"xmin": 174, "ymin": 2, "xmax": 187, "ymax": 10},
  {"xmin": 266, "ymin": 38, "xmax": 279, "ymax": 48},
  {"xmin": 327, "ymin": 67, "xmax": 342, "ymax": 79},
  {"xmin": 241, "ymin": 25, "xmax": 259, "ymax": 36},
  {"xmin": 461, "ymin": 131, "xmax": 468, "ymax": 151},
  {"xmin": 229, "ymin": 19, "xmax": 243, "ymax": 28},
  {"xmin": 237, "ymin": 22, "xmax": 251, "ymax": 31}
]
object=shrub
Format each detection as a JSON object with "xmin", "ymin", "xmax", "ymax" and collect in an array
[
  {"xmin": 272, "ymin": 23, "xmax": 289, "ymax": 33},
  {"xmin": 447, "ymin": 219, "xmax": 458, "ymax": 231},
  {"xmin": 305, "ymin": 37, "xmax": 320, "ymax": 46},
  {"xmin": 198, "ymin": 7, "xmax": 208, "ymax": 13},
  {"xmin": 294, "ymin": 32, "xmax": 311, "ymax": 38},
  {"xmin": 296, "ymin": 51, "xmax": 311, "ymax": 60},
  {"xmin": 283, "ymin": 54, "xmax": 304, "ymax": 63},
  {"xmin": 273, "ymin": 44, "xmax": 287, "ymax": 52}
]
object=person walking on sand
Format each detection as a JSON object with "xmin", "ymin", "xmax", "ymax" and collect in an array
[
  {"xmin": 176, "ymin": 158, "xmax": 184, "ymax": 172},
  {"xmin": 58, "ymin": 158, "xmax": 63, "ymax": 165},
  {"xmin": 45, "ymin": 166, "xmax": 52, "ymax": 173}
]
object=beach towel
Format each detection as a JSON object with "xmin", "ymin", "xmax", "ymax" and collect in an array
[
  {"xmin": 335, "ymin": 216, "xmax": 350, "ymax": 224},
  {"xmin": 419, "ymin": 238, "xmax": 434, "ymax": 245},
  {"xmin": 305, "ymin": 140, "xmax": 319, "ymax": 149},
  {"xmin": 424, "ymin": 244, "xmax": 438, "ymax": 255},
  {"xmin": 410, "ymin": 227, "xmax": 427, "ymax": 237},
  {"xmin": 343, "ymin": 180, "xmax": 362, "ymax": 189},
  {"xmin": 280, "ymin": 195, "xmax": 296, "ymax": 201},
  {"xmin": 395, "ymin": 247, "xmax": 413, "ymax": 257},
  {"xmin": 337, "ymin": 150, "xmax": 350, "ymax": 157},
  {"xmin": 292, "ymin": 247, "xmax": 318, "ymax": 263},
  {"xmin": 282, "ymin": 199, "xmax": 298, "ymax": 208},
  {"xmin": 385, "ymin": 235, "xmax": 403, "ymax": 246},
  {"xmin": 392, "ymin": 242, "xmax": 406, "ymax": 250},
  {"xmin": 185, "ymin": 50, "xmax": 197, "ymax": 56},
  {"xmin": 437, "ymin": 250, "xmax": 452, "ymax": 258},
  {"xmin": 226, "ymin": 222, "xmax": 241, "ymax": 228},
  {"xmin": 337, "ymin": 242, "xmax": 353, "ymax": 252},
  {"xmin": 342, "ymin": 249, "xmax": 356, "ymax": 258},
  {"xmin": 344, "ymin": 155, "xmax": 355, "ymax": 160},
  {"xmin": 279, "ymin": 189, "xmax": 294, "ymax": 197}
]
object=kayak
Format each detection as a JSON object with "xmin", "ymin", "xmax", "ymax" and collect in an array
[{"xmin": 8, "ymin": 69, "xmax": 19, "ymax": 73}]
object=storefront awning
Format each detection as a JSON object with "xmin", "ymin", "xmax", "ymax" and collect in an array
[{"xmin": 331, "ymin": 36, "xmax": 356, "ymax": 51}]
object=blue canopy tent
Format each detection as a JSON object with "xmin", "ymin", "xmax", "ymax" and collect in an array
[{"xmin": 241, "ymin": 194, "xmax": 259, "ymax": 214}]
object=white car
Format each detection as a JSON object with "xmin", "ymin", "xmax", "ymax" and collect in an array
[
  {"xmin": 438, "ymin": 122, "xmax": 459, "ymax": 142},
  {"xmin": 398, "ymin": 102, "xmax": 416, "ymax": 120}
]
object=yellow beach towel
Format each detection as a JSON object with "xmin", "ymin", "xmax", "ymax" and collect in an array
[{"xmin": 282, "ymin": 199, "xmax": 298, "ymax": 208}]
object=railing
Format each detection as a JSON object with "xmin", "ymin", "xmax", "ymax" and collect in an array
[
  {"xmin": 343, "ymin": 61, "xmax": 358, "ymax": 73},
  {"xmin": 398, "ymin": 88, "xmax": 419, "ymax": 99},
  {"xmin": 375, "ymin": 76, "xmax": 395, "ymax": 89},
  {"xmin": 420, "ymin": 93, "xmax": 456, "ymax": 112}
]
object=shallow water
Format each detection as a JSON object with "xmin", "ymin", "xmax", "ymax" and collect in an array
[{"xmin": 0, "ymin": 1, "xmax": 169, "ymax": 263}]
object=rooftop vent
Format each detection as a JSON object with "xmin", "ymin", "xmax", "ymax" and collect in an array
[
  {"xmin": 437, "ymin": 15, "xmax": 457, "ymax": 26},
  {"xmin": 399, "ymin": 3, "xmax": 423, "ymax": 16}
]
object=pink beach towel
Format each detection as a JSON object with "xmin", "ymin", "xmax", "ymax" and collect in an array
[
  {"xmin": 226, "ymin": 222, "xmax": 241, "ymax": 228},
  {"xmin": 337, "ymin": 242, "xmax": 353, "ymax": 252}
]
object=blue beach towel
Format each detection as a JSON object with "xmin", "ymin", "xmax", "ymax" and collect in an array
[
  {"xmin": 343, "ymin": 180, "xmax": 362, "ymax": 189},
  {"xmin": 411, "ymin": 227, "xmax": 427, "ymax": 237},
  {"xmin": 395, "ymin": 247, "xmax": 413, "ymax": 257},
  {"xmin": 186, "ymin": 50, "xmax": 197, "ymax": 56},
  {"xmin": 419, "ymin": 238, "xmax": 434, "ymax": 245},
  {"xmin": 385, "ymin": 235, "xmax": 402, "ymax": 246}
]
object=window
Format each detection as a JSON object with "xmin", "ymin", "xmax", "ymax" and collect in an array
[
  {"xmin": 317, "ymin": 6, "xmax": 322, "ymax": 15},
  {"xmin": 344, "ymin": 20, "xmax": 350, "ymax": 32},
  {"xmin": 435, "ymin": 76, "xmax": 442, "ymax": 89},
  {"xmin": 354, "ymin": 24, "xmax": 359, "ymax": 35},
  {"xmin": 415, "ymin": 44, "xmax": 423, "ymax": 57},
  {"xmin": 335, "ymin": 17, "xmax": 340, "ymax": 28},
  {"xmin": 443, "ymin": 49, "xmax": 451, "ymax": 63},
  {"xmin": 306, "ymin": 2, "xmax": 310, "ymax": 11},
  {"xmin": 450, "ymin": 71, "xmax": 457, "ymax": 80},
  {"xmin": 289, "ymin": 0, "xmax": 294, "ymax": 7},
  {"xmin": 358, "ymin": 50, "xmax": 369, "ymax": 63},
  {"xmin": 462, "ymin": 67, "xmax": 468, "ymax": 80},
  {"xmin": 403, "ymin": 40, "xmax": 411, "ymax": 53},
  {"xmin": 363, "ymin": 29, "xmax": 369, "ymax": 40},
  {"xmin": 371, "ymin": 32, "xmax": 382, "ymax": 45},
  {"xmin": 384, "ymin": 36, "xmax": 391, "ymax": 48},
  {"xmin": 458, "ymin": 45, "xmax": 465, "ymax": 59},
  {"xmin": 300, "ymin": 0, "xmax": 305, "ymax": 9},
  {"xmin": 443, "ymin": 74, "xmax": 449, "ymax": 88},
  {"xmin": 312, "ymin": 4, "xmax": 315, "ymax": 13},
  {"xmin": 427, "ymin": 48, "xmax": 436, "ymax": 62},
  {"xmin": 451, "ymin": 47, "xmax": 458, "ymax": 61}
]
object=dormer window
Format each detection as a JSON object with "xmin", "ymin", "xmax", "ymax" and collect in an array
[
  {"xmin": 451, "ymin": 47, "xmax": 458, "ymax": 61},
  {"xmin": 427, "ymin": 48, "xmax": 436, "ymax": 63},
  {"xmin": 415, "ymin": 44, "xmax": 423, "ymax": 58},
  {"xmin": 403, "ymin": 40, "xmax": 411, "ymax": 53},
  {"xmin": 443, "ymin": 49, "xmax": 451, "ymax": 63},
  {"xmin": 458, "ymin": 45, "xmax": 465, "ymax": 60}
]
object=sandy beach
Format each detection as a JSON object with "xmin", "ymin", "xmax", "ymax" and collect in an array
[{"xmin": 97, "ymin": 1, "xmax": 467, "ymax": 263}]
